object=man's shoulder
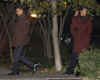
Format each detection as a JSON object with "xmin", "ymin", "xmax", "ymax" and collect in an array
[{"xmin": 22, "ymin": 16, "xmax": 29, "ymax": 23}]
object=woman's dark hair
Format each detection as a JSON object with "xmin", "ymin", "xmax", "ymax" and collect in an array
[
  {"xmin": 77, "ymin": 6, "xmax": 88, "ymax": 16},
  {"xmin": 79, "ymin": 6, "xmax": 88, "ymax": 11}
]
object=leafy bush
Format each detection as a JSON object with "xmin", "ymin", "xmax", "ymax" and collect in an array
[{"xmin": 79, "ymin": 49, "xmax": 100, "ymax": 79}]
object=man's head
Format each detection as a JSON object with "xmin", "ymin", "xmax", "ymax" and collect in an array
[{"xmin": 16, "ymin": 5, "xmax": 24, "ymax": 16}]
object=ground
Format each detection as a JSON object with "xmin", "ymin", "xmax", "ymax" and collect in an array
[{"xmin": 0, "ymin": 67, "xmax": 81, "ymax": 80}]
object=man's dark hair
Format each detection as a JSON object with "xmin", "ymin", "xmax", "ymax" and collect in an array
[{"xmin": 15, "ymin": 4, "xmax": 24, "ymax": 9}]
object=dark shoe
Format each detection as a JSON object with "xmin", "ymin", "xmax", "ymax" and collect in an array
[
  {"xmin": 64, "ymin": 71, "xmax": 74, "ymax": 75},
  {"xmin": 75, "ymin": 72, "xmax": 81, "ymax": 77},
  {"xmin": 8, "ymin": 72, "xmax": 20, "ymax": 76}
]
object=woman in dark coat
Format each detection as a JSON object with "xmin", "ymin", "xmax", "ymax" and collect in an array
[
  {"xmin": 71, "ymin": 13, "xmax": 92, "ymax": 54},
  {"xmin": 8, "ymin": 5, "xmax": 34, "ymax": 75},
  {"xmin": 65, "ymin": 7, "xmax": 92, "ymax": 75}
]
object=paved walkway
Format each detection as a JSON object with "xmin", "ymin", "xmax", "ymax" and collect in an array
[
  {"xmin": 0, "ymin": 67, "xmax": 11, "ymax": 75},
  {"xmin": 0, "ymin": 67, "xmax": 81, "ymax": 80}
]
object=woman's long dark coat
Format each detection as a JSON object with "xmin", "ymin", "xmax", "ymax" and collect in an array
[{"xmin": 70, "ymin": 16, "xmax": 92, "ymax": 53}]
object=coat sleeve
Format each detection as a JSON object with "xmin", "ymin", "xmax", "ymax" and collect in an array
[{"xmin": 23, "ymin": 20, "xmax": 30, "ymax": 35}]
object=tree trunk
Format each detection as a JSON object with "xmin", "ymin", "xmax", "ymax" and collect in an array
[
  {"xmin": 51, "ymin": 0, "xmax": 62, "ymax": 71},
  {"xmin": 46, "ymin": 35, "xmax": 52, "ymax": 59},
  {"xmin": 39, "ymin": 19, "xmax": 52, "ymax": 59}
]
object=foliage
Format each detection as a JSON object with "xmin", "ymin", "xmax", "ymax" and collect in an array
[
  {"xmin": 79, "ymin": 48, "xmax": 100, "ymax": 80},
  {"xmin": 11, "ymin": 0, "xmax": 100, "ymax": 16},
  {"xmin": 71, "ymin": 0, "xmax": 100, "ymax": 16}
]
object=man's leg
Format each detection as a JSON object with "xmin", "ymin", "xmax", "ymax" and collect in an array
[
  {"xmin": 8, "ymin": 46, "xmax": 22, "ymax": 75},
  {"xmin": 65, "ymin": 52, "xmax": 79, "ymax": 74},
  {"xmin": 8, "ymin": 46, "xmax": 34, "ymax": 75},
  {"xmin": 17, "ymin": 46, "xmax": 34, "ymax": 68},
  {"xmin": 20, "ymin": 56, "xmax": 33, "ymax": 68}
]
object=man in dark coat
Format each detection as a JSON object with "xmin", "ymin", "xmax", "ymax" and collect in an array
[
  {"xmin": 8, "ymin": 5, "xmax": 34, "ymax": 75},
  {"xmin": 64, "ymin": 7, "xmax": 92, "ymax": 75}
]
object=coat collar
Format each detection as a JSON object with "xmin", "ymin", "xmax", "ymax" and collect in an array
[{"xmin": 16, "ymin": 14, "xmax": 25, "ymax": 21}]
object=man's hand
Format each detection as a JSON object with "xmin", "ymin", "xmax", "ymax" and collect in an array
[{"xmin": 74, "ymin": 11, "xmax": 79, "ymax": 16}]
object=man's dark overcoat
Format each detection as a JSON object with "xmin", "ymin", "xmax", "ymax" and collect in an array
[{"xmin": 12, "ymin": 15, "xmax": 29, "ymax": 47}]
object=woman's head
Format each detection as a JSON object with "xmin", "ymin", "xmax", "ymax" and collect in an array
[
  {"xmin": 80, "ymin": 7, "xmax": 88, "ymax": 16},
  {"xmin": 74, "ymin": 6, "xmax": 88, "ymax": 16}
]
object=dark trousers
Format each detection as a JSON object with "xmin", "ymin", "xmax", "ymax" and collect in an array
[
  {"xmin": 12, "ymin": 46, "xmax": 33, "ymax": 73},
  {"xmin": 66, "ymin": 52, "xmax": 79, "ymax": 73}
]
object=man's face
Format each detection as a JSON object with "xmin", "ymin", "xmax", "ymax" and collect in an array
[
  {"xmin": 16, "ymin": 8, "xmax": 23, "ymax": 16},
  {"xmin": 80, "ymin": 8, "xmax": 87, "ymax": 16}
]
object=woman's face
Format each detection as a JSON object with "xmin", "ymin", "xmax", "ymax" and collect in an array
[
  {"xmin": 16, "ymin": 8, "xmax": 23, "ymax": 16},
  {"xmin": 80, "ymin": 8, "xmax": 87, "ymax": 16}
]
